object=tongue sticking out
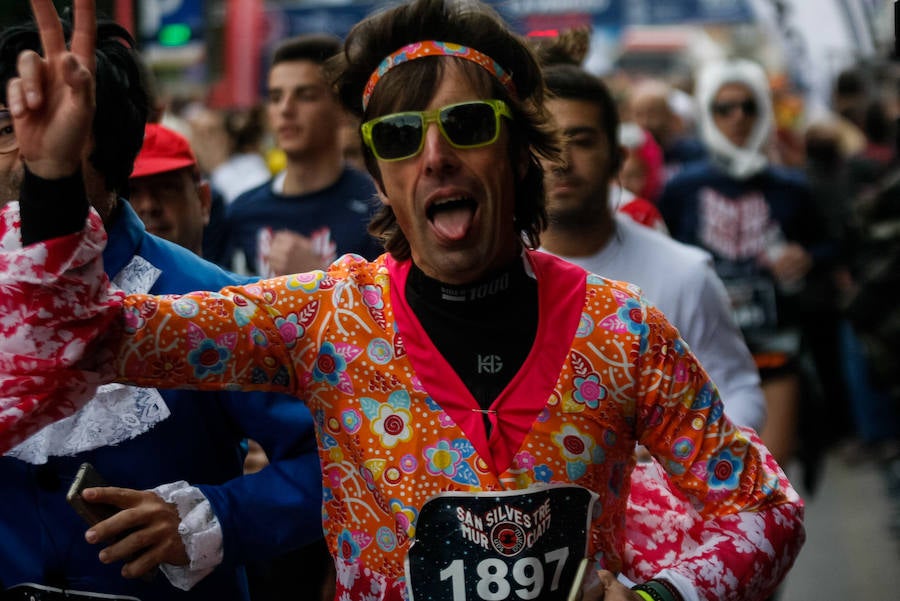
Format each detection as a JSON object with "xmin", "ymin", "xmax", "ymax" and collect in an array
[{"xmin": 431, "ymin": 204, "xmax": 475, "ymax": 241}]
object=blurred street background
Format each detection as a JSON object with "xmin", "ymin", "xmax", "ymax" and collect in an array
[
  {"xmin": 780, "ymin": 452, "xmax": 900, "ymax": 600},
  {"xmin": 1, "ymin": 1, "xmax": 893, "ymax": 117}
]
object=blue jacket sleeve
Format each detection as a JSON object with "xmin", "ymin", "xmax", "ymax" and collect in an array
[{"xmin": 196, "ymin": 390, "xmax": 323, "ymax": 567}]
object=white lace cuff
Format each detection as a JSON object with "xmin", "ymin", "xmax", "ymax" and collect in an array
[{"xmin": 152, "ymin": 481, "xmax": 224, "ymax": 591}]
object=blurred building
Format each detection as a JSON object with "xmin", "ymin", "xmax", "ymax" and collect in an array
[{"xmin": 117, "ymin": 0, "xmax": 892, "ymax": 112}]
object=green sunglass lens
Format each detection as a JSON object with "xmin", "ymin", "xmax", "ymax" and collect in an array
[
  {"xmin": 442, "ymin": 103, "xmax": 496, "ymax": 146},
  {"xmin": 372, "ymin": 114, "xmax": 423, "ymax": 160}
]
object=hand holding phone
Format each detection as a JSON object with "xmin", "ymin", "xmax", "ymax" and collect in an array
[
  {"xmin": 66, "ymin": 463, "xmax": 159, "ymax": 582},
  {"xmin": 66, "ymin": 462, "xmax": 120, "ymax": 526}
]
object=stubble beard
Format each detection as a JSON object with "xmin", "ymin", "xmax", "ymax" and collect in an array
[{"xmin": 0, "ymin": 163, "xmax": 24, "ymax": 205}]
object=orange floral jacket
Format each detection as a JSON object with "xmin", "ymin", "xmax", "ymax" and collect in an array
[{"xmin": 0, "ymin": 208, "xmax": 803, "ymax": 601}]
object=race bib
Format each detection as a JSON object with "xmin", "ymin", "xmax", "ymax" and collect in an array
[
  {"xmin": 723, "ymin": 275, "xmax": 778, "ymax": 332},
  {"xmin": 405, "ymin": 485, "xmax": 597, "ymax": 601}
]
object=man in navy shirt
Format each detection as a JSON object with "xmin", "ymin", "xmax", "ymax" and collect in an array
[{"xmin": 219, "ymin": 34, "xmax": 381, "ymax": 277}]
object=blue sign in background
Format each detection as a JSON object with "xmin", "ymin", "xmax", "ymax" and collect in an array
[
  {"xmin": 159, "ymin": 0, "xmax": 205, "ymax": 31},
  {"xmin": 140, "ymin": 0, "xmax": 206, "ymax": 44},
  {"xmin": 623, "ymin": 0, "xmax": 754, "ymax": 25},
  {"xmin": 266, "ymin": 0, "xmax": 753, "ymax": 41}
]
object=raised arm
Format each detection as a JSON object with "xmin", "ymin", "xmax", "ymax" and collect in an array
[
  {"xmin": 8, "ymin": 0, "xmax": 97, "ymax": 245},
  {"xmin": 9, "ymin": 0, "xmax": 94, "ymax": 181}
]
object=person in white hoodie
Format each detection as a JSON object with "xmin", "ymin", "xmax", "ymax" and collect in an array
[{"xmin": 658, "ymin": 58, "xmax": 839, "ymax": 467}]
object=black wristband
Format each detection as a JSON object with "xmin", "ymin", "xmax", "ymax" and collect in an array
[
  {"xmin": 20, "ymin": 166, "xmax": 89, "ymax": 245},
  {"xmin": 632, "ymin": 579, "xmax": 681, "ymax": 601},
  {"xmin": 653, "ymin": 578, "xmax": 684, "ymax": 601}
]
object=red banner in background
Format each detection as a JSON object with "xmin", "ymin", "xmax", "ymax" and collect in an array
[
  {"xmin": 114, "ymin": 0, "xmax": 135, "ymax": 36},
  {"xmin": 209, "ymin": 0, "xmax": 265, "ymax": 108}
]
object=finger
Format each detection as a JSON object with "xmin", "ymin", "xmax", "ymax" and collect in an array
[
  {"xmin": 82, "ymin": 485, "xmax": 140, "ymax": 508},
  {"xmin": 69, "ymin": 0, "xmax": 97, "ymax": 74},
  {"xmin": 61, "ymin": 52, "xmax": 93, "ymax": 97},
  {"xmin": 29, "ymin": 0, "xmax": 67, "ymax": 58},
  {"xmin": 6, "ymin": 79, "xmax": 27, "ymax": 118},
  {"xmin": 596, "ymin": 570, "xmax": 618, "ymax": 591},
  {"xmin": 580, "ymin": 580, "xmax": 607, "ymax": 601},
  {"xmin": 98, "ymin": 527, "xmax": 156, "ymax": 567},
  {"xmin": 15, "ymin": 50, "xmax": 45, "ymax": 111},
  {"xmin": 85, "ymin": 506, "xmax": 139, "ymax": 545},
  {"xmin": 122, "ymin": 550, "xmax": 159, "ymax": 579}
]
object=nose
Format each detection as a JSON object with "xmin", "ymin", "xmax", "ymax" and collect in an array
[
  {"xmin": 130, "ymin": 186, "xmax": 161, "ymax": 218},
  {"xmin": 551, "ymin": 141, "xmax": 572, "ymax": 175},
  {"xmin": 558, "ymin": 139, "xmax": 573, "ymax": 164},
  {"xmin": 278, "ymin": 94, "xmax": 295, "ymax": 116},
  {"xmin": 421, "ymin": 122, "xmax": 459, "ymax": 176}
]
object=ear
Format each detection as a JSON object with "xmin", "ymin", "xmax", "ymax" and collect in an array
[
  {"xmin": 198, "ymin": 180, "xmax": 213, "ymax": 226},
  {"xmin": 517, "ymin": 147, "xmax": 529, "ymax": 181},
  {"xmin": 372, "ymin": 174, "xmax": 390, "ymax": 205},
  {"xmin": 612, "ymin": 146, "xmax": 627, "ymax": 176}
]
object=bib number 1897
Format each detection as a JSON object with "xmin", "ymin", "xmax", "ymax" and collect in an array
[
  {"xmin": 439, "ymin": 547, "xmax": 570, "ymax": 601},
  {"xmin": 405, "ymin": 486, "xmax": 597, "ymax": 601}
]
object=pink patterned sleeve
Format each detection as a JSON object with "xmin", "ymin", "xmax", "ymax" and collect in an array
[
  {"xmin": 623, "ymin": 427, "xmax": 806, "ymax": 601},
  {"xmin": 0, "ymin": 204, "xmax": 124, "ymax": 453}
]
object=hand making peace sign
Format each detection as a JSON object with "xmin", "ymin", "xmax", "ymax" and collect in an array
[{"xmin": 6, "ymin": 0, "xmax": 96, "ymax": 180}]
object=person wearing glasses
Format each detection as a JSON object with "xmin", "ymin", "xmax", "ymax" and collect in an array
[
  {"xmin": 658, "ymin": 59, "xmax": 838, "ymax": 470},
  {"xmin": 0, "ymin": 105, "xmax": 23, "ymax": 204},
  {"xmin": 3, "ymin": 2, "xmax": 804, "ymax": 601},
  {"xmin": 0, "ymin": 14, "xmax": 323, "ymax": 601}
]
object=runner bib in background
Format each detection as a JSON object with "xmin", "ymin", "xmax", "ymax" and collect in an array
[{"xmin": 405, "ymin": 485, "xmax": 597, "ymax": 601}]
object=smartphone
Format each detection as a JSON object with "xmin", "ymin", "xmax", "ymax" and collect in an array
[
  {"xmin": 66, "ymin": 462, "xmax": 120, "ymax": 525},
  {"xmin": 567, "ymin": 557, "xmax": 590, "ymax": 601},
  {"xmin": 65, "ymin": 463, "xmax": 157, "ymax": 582}
]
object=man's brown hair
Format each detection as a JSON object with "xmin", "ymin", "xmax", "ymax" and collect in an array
[{"xmin": 330, "ymin": 0, "xmax": 560, "ymax": 260}]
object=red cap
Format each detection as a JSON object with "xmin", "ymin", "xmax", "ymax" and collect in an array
[{"xmin": 131, "ymin": 123, "xmax": 197, "ymax": 179}]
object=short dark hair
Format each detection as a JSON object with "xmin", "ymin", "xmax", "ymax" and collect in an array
[
  {"xmin": 0, "ymin": 19, "xmax": 149, "ymax": 196},
  {"xmin": 331, "ymin": 0, "xmax": 559, "ymax": 259},
  {"xmin": 224, "ymin": 105, "xmax": 266, "ymax": 153},
  {"xmin": 543, "ymin": 64, "xmax": 621, "ymax": 174},
  {"xmin": 272, "ymin": 33, "xmax": 342, "ymax": 68}
]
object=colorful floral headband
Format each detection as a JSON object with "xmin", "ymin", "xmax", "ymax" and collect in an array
[{"xmin": 362, "ymin": 40, "xmax": 516, "ymax": 110}]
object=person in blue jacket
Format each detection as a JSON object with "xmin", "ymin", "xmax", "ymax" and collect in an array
[{"xmin": 0, "ymin": 18, "xmax": 323, "ymax": 601}]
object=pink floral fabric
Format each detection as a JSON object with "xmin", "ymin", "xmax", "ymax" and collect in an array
[
  {"xmin": 623, "ymin": 427, "xmax": 804, "ymax": 600},
  {"xmin": 0, "ymin": 203, "xmax": 123, "ymax": 453}
]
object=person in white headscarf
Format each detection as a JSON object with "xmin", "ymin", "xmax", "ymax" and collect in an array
[
  {"xmin": 658, "ymin": 58, "xmax": 839, "ymax": 469},
  {"xmin": 694, "ymin": 58, "xmax": 775, "ymax": 180}
]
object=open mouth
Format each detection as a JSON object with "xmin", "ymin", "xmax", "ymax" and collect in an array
[{"xmin": 427, "ymin": 196, "xmax": 477, "ymax": 241}]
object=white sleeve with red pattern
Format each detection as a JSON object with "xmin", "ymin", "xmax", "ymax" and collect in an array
[
  {"xmin": 623, "ymin": 428, "xmax": 805, "ymax": 601},
  {"xmin": 0, "ymin": 202, "xmax": 123, "ymax": 453}
]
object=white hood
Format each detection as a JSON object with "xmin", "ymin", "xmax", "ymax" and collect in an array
[{"xmin": 696, "ymin": 58, "xmax": 774, "ymax": 180}]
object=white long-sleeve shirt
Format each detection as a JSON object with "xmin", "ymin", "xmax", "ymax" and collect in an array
[{"xmin": 544, "ymin": 213, "xmax": 766, "ymax": 431}]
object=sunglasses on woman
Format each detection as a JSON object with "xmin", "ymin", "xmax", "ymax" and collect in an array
[
  {"xmin": 711, "ymin": 98, "xmax": 758, "ymax": 118},
  {"xmin": 361, "ymin": 99, "xmax": 513, "ymax": 162}
]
